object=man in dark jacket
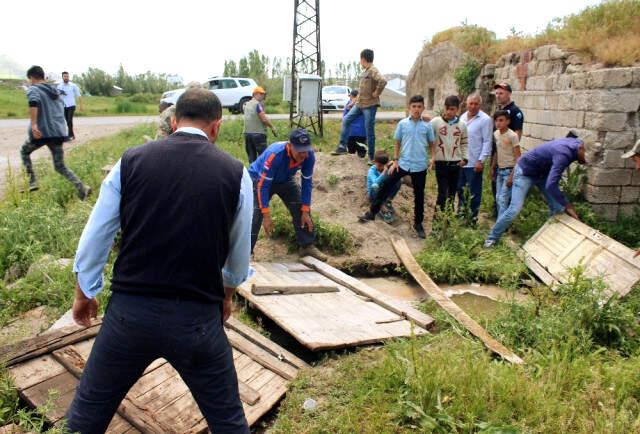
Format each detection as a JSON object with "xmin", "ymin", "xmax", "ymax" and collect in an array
[
  {"xmin": 484, "ymin": 133, "xmax": 586, "ymax": 248},
  {"xmin": 21, "ymin": 65, "xmax": 90, "ymax": 198},
  {"xmin": 67, "ymin": 88, "xmax": 252, "ymax": 433}
]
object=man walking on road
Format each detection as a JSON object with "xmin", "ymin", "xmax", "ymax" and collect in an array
[
  {"xmin": 21, "ymin": 65, "xmax": 90, "ymax": 199},
  {"xmin": 249, "ymin": 129, "xmax": 328, "ymax": 261},
  {"xmin": 332, "ymin": 49, "xmax": 387, "ymax": 162},
  {"xmin": 458, "ymin": 93, "xmax": 492, "ymax": 225},
  {"xmin": 57, "ymin": 71, "xmax": 82, "ymax": 140},
  {"xmin": 68, "ymin": 88, "xmax": 252, "ymax": 433},
  {"xmin": 243, "ymin": 86, "xmax": 277, "ymax": 163}
]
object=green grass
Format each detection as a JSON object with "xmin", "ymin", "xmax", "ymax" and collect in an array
[{"xmin": 0, "ymin": 81, "xmax": 159, "ymax": 119}]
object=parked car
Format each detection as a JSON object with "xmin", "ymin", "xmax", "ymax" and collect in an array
[
  {"xmin": 160, "ymin": 77, "xmax": 258, "ymax": 114},
  {"xmin": 321, "ymin": 85, "xmax": 351, "ymax": 112}
]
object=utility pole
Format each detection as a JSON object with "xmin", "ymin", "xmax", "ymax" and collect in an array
[{"xmin": 289, "ymin": 0, "xmax": 323, "ymax": 136}]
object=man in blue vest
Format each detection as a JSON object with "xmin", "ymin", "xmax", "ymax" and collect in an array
[
  {"xmin": 249, "ymin": 129, "xmax": 328, "ymax": 261},
  {"xmin": 68, "ymin": 88, "xmax": 252, "ymax": 433}
]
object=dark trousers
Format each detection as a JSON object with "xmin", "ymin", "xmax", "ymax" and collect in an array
[
  {"xmin": 66, "ymin": 293, "xmax": 249, "ymax": 434},
  {"xmin": 371, "ymin": 167, "xmax": 426, "ymax": 225},
  {"xmin": 64, "ymin": 105, "xmax": 76, "ymax": 138},
  {"xmin": 491, "ymin": 178, "xmax": 498, "ymax": 217},
  {"xmin": 251, "ymin": 178, "xmax": 315, "ymax": 251},
  {"xmin": 435, "ymin": 161, "xmax": 461, "ymax": 211},
  {"xmin": 20, "ymin": 138, "xmax": 84, "ymax": 194},
  {"xmin": 457, "ymin": 167, "xmax": 484, "ymax": 221},
  {"xmin": 347, "ymin": 136, "xmax": 366, "ymax": 157},
  {"xmin": 244, "ymin": 133, "xmax": 267, "ymax": 163}
]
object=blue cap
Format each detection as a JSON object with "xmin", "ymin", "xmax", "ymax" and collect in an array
[{"xmin": 289, "ymin": 128, "xmax": 313, "ymax": 152}]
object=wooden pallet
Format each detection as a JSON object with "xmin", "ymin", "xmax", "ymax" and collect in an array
[
  {"xmin": 3, "ymin": 317, "xmax": 307, "ymax": 433},
  {"xmin": 237, "ymin": 261, "xmax": 434, "ymax": 351},
  {"xmin": 522, "ymin": 214, "xmax": 640, "ymax": 298}
]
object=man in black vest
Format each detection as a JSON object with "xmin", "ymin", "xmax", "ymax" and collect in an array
[{"xmin": 67, "ymin": 88, "xmax": 252, "ymax": 433}]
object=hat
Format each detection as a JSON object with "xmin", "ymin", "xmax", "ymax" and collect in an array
[
  {"xmin": 349, "ymin": 89, "xmax": 359, "ymax": 97},
  {"xmin": 253, "ymin": 86, "xmax": 266, "ymax": 95},
  {"xmin": 622, "ymin": 139, "xmax": 640, "ymax": 159},
  {"xmin": 289, "ymin": 128, "xmax": 313, "ymax": 152},
  {"xmin": 493, "ymin": 83, "xmax": 513, "ymax": 93}
]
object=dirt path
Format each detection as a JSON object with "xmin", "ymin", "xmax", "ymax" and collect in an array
[
  {"xmin": 252, "ymin": 152, "xmax": 432, "ymax": 270},
  {"xmin": 0, "ymin": 116, "xmax": 156, "ymax": 194}
]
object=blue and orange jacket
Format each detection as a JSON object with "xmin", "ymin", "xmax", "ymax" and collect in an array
[{"xmin": 248, "ymin": 141, "xmax": 315, "ymax": 214}]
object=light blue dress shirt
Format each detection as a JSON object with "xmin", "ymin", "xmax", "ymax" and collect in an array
[
  {"xmin": 394, "ymin": 116, "xmax": 435, "ymax": 172},
  {"xmin": 460, "ymin": 110, "xmax": 493, "ymax": 168},
  {"xmin": 73, "ymin": 127, "xmax": 254, "ymax": 299}
]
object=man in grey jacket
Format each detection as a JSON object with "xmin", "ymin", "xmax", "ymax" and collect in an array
[{"xmin": 21, "ymin": 65, "xmax": 90, "ymax": 199}]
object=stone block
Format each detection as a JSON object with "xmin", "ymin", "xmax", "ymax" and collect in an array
[
  {"xmin": 620, "ymin": 186, "xmax": 640, "ymax": 203},
  {"xmin": 527, "ymin": 61, "xmax": 538, "ymax": 77},
  {"xmin": 584, "ymin": 184, "xmax": 621, "ymax": 203},
  {"xmin": 584, "ymin": 112, "xmax": 628, "ymax": 131},
  {"xmin": 619, "ymin": 204, "xmax": 639, "ymax": 217},
  {"xmin": 534, "ymin": 45, "xmax": 552, "ymax": 61},
  {"xmin": 599, "ymin": 150, "xmax": 627, "ymax": 169},
  {"xmin": 530, "ymin": 93, "xmax": 547, "ymax": 110},
  {"xmin": 549, "ymin": 46, "xmax": 567, "ymax": 60},
  {"xmin": 571, "ymin": 73, "xmax": 588, "ymax": 90},
  {"xmin": 543, "ymin": 93, "xmax": 559, "ymax": 110},
  {"xmin": 554, "ymin": 75, "xmax": 573, "ymax": 91},
  {"xmin": 573, "ymin": 128, "xmax": 599, "ymax": 145},
  {"xmin": 633, "ymin": 170, "xmax": 640, "ymax": 186},
  {"xmin": 633, "ymin": 67, "xmax": 640, "ymax": 88},
  {"xmin": 587, "ymin": 167, "xmax": 632, "ymax": 186},
  {"xmin": 559, "ymin": 110, "xmax": 584, "ymax": 128},
  {"xmin": 591, "ymin": 204, "xmax": 620, "ymax": 220},
  {"xmin": 558, "ymin": 92, "xmax": 573, "ymax": 110},
  {"xmin": 526, "ymin": 76, "xmax": 545, "ymax": 91},
  {"xmin": 604, "ymin": 131, "xmax": 636, "ymax": 150},
  {"xmin": 572, "ymin": 93, "xmax": 591, "ymax": 111},
  {"xmin": 625, "ymin": 157, "xmax": 638, "ymax": 169},
  {"xmin": 482, "ymin": 64, "xmax": 496, "ymax": 77},
  {"xmin": 537, "ymin": 61, "xmax": 554, "ymax": 76},
  {"xmin": 587, "ymin": 68, "xmax": 633, "ymax": 89},
  {"xmin": 566, "ymin": 54, "xmax": 584, "ymax": 66},
  {"xmin": 590, "ymin": 89, "xmax": 640, "ymax": 113}
]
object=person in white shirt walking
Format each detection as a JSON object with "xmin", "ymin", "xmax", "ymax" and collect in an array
[
  {"xmin": 57, "ymin": 71, "xmax": 82, "ymax": 140},
  {"xmin": 458, "ymin": 93, "xmax": 493, "ymax": 225}
]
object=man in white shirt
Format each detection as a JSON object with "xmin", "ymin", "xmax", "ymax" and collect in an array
[
  {"xmin": 458, "ymin": 93, "xmax": 493, "ymax": 225},
  {"xmin": 57, "ymin": 71, "xmax": 82, "ymax": 140}
]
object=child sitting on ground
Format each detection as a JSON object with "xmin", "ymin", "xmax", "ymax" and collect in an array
[{"xmin": 367, "ymin": 150, "xmax": 401, "ymax": 222}]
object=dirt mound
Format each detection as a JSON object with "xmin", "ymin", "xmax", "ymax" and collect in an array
[{"xmin": 253, "ymin": 152, "xmax": 434, "ymax": 270}]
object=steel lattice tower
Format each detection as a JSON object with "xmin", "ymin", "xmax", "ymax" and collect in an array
[{"xmin": 289, "ymin": 0, "xmax": 323, "ymax": 136}]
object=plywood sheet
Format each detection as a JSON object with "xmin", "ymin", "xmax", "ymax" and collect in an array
[
  {"xmin": 4, "ymin": 318, "xmax": 306, "ymax": 433},
  {"xmin": 237, "ymin": 262, "xmax": 432, "ymax": 351},
  {"xmin": 523, "ymin": 214, "xmax": 640, "ymax": 297}
]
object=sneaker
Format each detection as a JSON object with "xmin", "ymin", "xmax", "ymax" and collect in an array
[
  {"xmin": 358, "ymin": 211, "xmax": 375, "ymax": 223},
  {"xmin": 381, "ymin": 210, "xmax": 395, "ymax": 224},
  {"xmin": 413, "ymin": 223, "xmax": 426, "ymax": 239},
  {"xmin": 331, "ymin": 145, "xmax": 348, "ymax": 156},
  {"xmin": 355, "ymin": 141, "xmax": 367, "ymax": 153},
  {"xmin": 20, "ymin": 182, "xmax": 39, "ymax": 193},
  {"xmin": 367, "ymin": 160, "xmax": 375, "ymax": 166},
  {"xmin": 483, "ymin": 239, "xmax": 496, "ymax": 249},
  {"xmin": 79, "ymin": 185, "xmax": 92, "ymax": 201},
  {"xmin": 299, "ymin": 244, "xmax": 328, "ymax": 262}
]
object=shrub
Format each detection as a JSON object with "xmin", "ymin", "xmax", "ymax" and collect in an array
[{"xmin": 453, "ymin": 58, "xmax": 482, "ymax": 98}]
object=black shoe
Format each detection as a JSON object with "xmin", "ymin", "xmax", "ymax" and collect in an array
[
  {"xmin": 79, "ymin": 185, "xmax": 92, "ymax": 201},
  {"xmin": 413, "ymin": 223, "xmax": 426, "ymax": 239},
  {"xmin": 331, "ymin": 145, "xmax": 348, "ymax": 156},
  {"xmin": 20, "ymin": 182, "xmax": 39, "ymax": 193},
  {"xmin": 358, "ymin": 211, "xmax": 375, "ymax": 223}
]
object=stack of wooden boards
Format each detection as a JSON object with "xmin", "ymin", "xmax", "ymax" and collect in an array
[
  {"xmin": 0, "ymin": 317, "xmax": 307, "ymax": 433},
  {"xmin": 237, "ymin": 259, "xmax": 434, "ymax": 350}
]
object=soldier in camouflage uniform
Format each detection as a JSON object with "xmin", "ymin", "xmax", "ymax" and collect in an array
[{"xmin": 156, "ymin": 81, "xmax": 204, "ymax": 139}]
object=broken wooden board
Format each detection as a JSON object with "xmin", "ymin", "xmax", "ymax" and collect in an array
[
  {"xmin": 238, "ymin": 262, "xmax": 433, "ymax": 351},
  {"xmin": 392, "ymin": 238, "xmax": 524, "ymax": 365},
  {"xmin": 3, "ymin": 316, "xmax": 306, "ymax": 432},
  {"xmin": 251, "ymin": 283, "xmax": 339, "ymax": 296},
  {"xmin": 522, "ymin": 214, "xmax": 640, "ymax": 298}
]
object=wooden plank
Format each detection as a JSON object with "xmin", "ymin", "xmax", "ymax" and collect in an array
[
  {"xmin": 300, "ymin": 256, "xmax": 435, "ymax": 330},
  {"xmin": 226, "ymin": 329, "xmax": 298, "ymax": 380},
  {"xmin": 0, "ymin": 320, "xmax": 102, "ymax": 367},
  {"xmin": 238, "ymin": 381, "xmax": 261, "ymax": 406},
  {"xmin": 284, "ymin": 263, "xmax": 312, "ymax": 272},
  {"xmin": 8, "ymin": 355, "xmax": 67, "ymax": 390},
  {"xmin": 20, "ymin": 371, "xmax": 78, "ymax": 422},
  {"xmin": 251, "ymin": 283, "xmax": 340, "ymax": 295},
  {"xmin": 0, "ymin": 424, "xmax": 25, "ymax": 434},
  {"xmin": 504, "ymin": 238, "xmax": 557, "ymax": 286},
  {"xmin": 391, "ymin": 238, "xmax": 524, "ymax": 365},
  {"xmin": 225, "ymin": 317, "xmax": 308, "ymax": 370},
  {"xmin": 51, "ymin": 346, "xmax": 178, "ymax": 434}
]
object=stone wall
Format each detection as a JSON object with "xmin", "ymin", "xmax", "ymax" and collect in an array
[
  {"xmin": 489, "ymin": 45, "xmax": 640, "ymax": 219},
  {"xmin": 406, "ymin": 42, "xmax": 467, "ymax": 112}
]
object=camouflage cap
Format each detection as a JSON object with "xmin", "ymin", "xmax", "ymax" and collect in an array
[{"xmin": 622, "ymin": 139, "xmax": 640, "ymax": 159}]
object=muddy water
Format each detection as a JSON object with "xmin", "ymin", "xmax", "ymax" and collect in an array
[{"xmin": 360, "ymin": 277, "xmax": 527, "ymax": 319}]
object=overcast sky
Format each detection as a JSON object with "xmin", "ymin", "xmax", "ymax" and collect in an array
[{"xmin": 1, "ymin": 0, "xmax": 601, "ymax": 82}]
